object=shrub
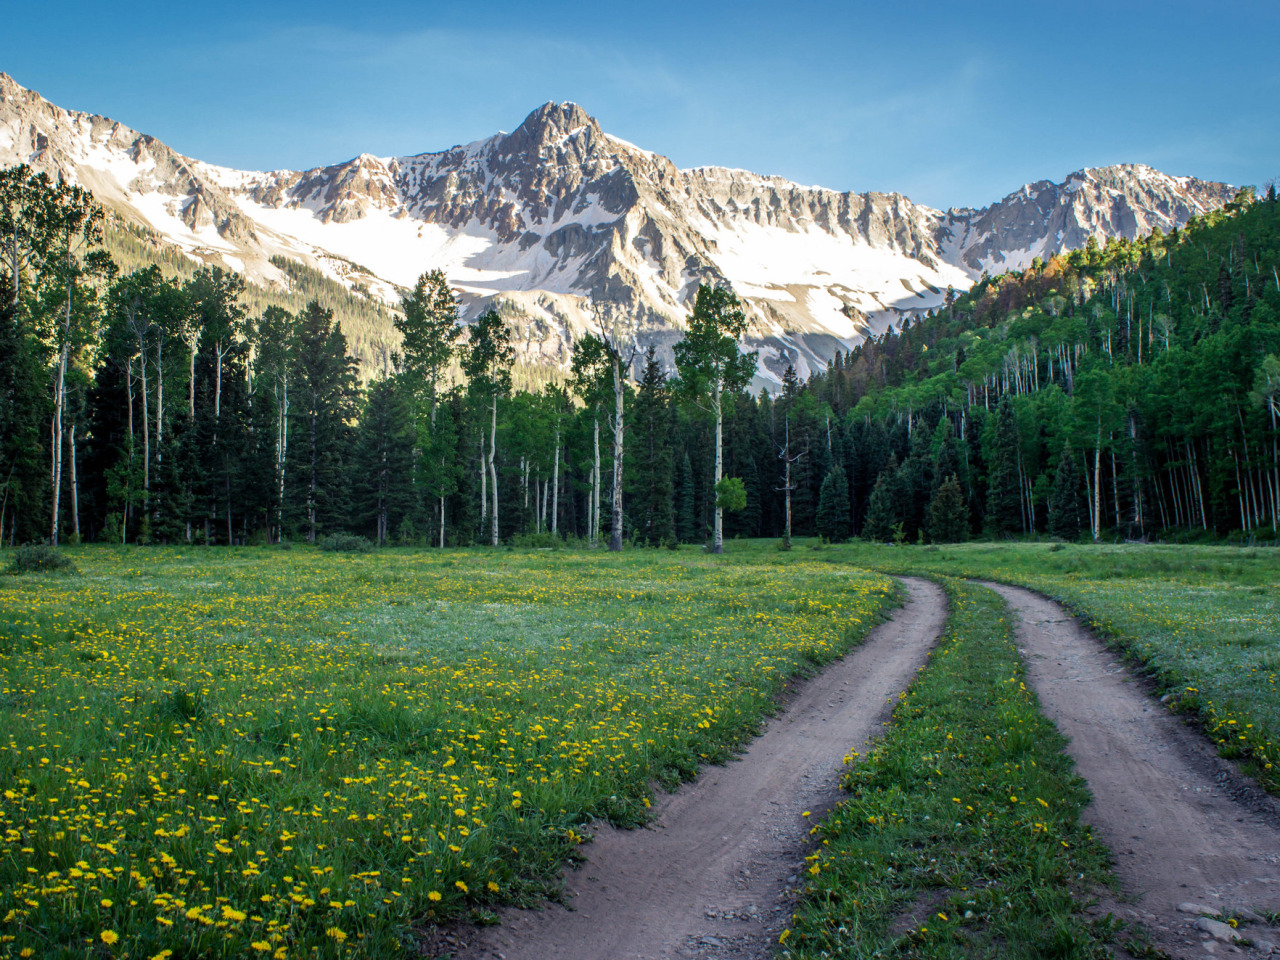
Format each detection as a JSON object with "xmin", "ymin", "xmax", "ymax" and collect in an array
[
  {"xmin": 317, "ymin": 533, "xmax": 374, "ymax": 554},
  {"xmin": 7, "ymin": 545, "xmax": 78, "ymax": 575}
]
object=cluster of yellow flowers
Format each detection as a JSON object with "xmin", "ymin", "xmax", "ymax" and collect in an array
[{"xmin": 0, "ymin": 546, "xmax": 894, "ymax": 957}]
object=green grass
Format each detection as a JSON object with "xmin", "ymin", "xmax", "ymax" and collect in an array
[
  {"xmin": 0, "ymin": 543, "xmax": 896, "ymax": 959},
  {"xmin": 827, "ymin": 540, "xmax": 1280, "ymax": 794},
  {"xmin": 782, "ymin": 580, "xmax": 1122, "ymax": 959}
]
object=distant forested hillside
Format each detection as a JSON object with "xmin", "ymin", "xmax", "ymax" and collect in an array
[
  {"xmin": 793, "ymin": 184, "xmax": 1280, "ymax": 541},
  {"xmin": 3, "ymin": 160, "xmax": 1276, "ymax": 549}
]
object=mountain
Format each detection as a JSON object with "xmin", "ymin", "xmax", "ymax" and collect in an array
[{"xmin": 0, "ymin": 73, "xmax": 1236, "ymax": 384}]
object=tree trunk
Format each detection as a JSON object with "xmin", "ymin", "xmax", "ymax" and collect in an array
[
  {"xmin": 713, "ymin": 382, "xmax": 724, "ymax": 554},
  {"xmin": 69, "ymin": 421, "xmax": 79, "ymax": 542},
  {"xmin": 1093, "ymin": 429, "xmax": 1102, "ymax": 541},
  {"xmin": 478, "ymin": 432, "xmax": 487, "ymax": 525},
  {"xmin": 139, "ymin": 343, "xmax": 150, "ymax": 498},
  {"xmin": 591, "ymin": 417, "xmax": 601, "ymax": 548},
  {"xmin": 551, "ymin": 426, "xmax": 560, "ymax": 537},
  {"xmin": 489, "ymin": 393, "xmax": 499, "ymax": 547},
  {"xmin": 439, "ymin": 494, "xmax": 446, "ymax": 549},
  {"xmin": 610, "ymin": 356, "xmax": 624, "ymax": 552},
  {"xmin": 50, "ymin": 339, "xmax": 69, "ymax": 546}
]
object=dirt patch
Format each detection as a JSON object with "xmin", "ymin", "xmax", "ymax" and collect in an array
[
  {"xmin": 981, "ymin": 582, "xmax": 1280, "ymax": 960},
  {"xmin": 440, "ymin": 577, "xmax": 948, "ymax": 960}
]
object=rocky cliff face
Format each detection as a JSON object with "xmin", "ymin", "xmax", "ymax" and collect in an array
[{"xmin": 0, "ymin": 73, "xmax": 1236, "ymax": 383}]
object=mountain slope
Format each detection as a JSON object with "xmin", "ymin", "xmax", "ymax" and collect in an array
[{"xmin": 0, "ymin": 73, "xmax": 1236, "ymax": 383}]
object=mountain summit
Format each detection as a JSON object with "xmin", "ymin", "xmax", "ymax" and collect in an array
[{"xmin": 0, "ymin": 74, "xmax": 1235, "ymax": 382}]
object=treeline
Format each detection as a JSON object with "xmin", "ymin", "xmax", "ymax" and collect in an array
[{"xmin": 2, "ymin": 161, "xmax": 1277, "ymax": 550}]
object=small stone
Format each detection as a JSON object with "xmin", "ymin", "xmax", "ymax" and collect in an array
[
  {"xmin": 1196, "ymin": 917, "xmax": 1244, "ymax": 943},
  {"xmin": 1234, "ymin": 907, "xmax": 1265, "ymax": 924},
  {"xmin": 1202, "ymin": 941, "xmax": 1216, "ymax": 954},
  {"xmin": 1254, "ymin": 938, "xmax": 1277, "ymax": 955},
  {"xmin": 1182, "ymin": 903, "xmax": 1225, "ymax": 918}
]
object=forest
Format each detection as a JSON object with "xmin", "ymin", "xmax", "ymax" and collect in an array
[{"xmin": 2, "ymin": 162, "xmax": 1278, "ymax": 551}]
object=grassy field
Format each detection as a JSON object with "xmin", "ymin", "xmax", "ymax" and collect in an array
[
  {"xmin": 0, "ymin": 544, "xmax": 896, "ymax": 959},
  {"xmin": 826, "ymin": 541, "xmax": 1280, "ymax": 794},
  {"xmin": 782, "ymin": 581, "xmax": 1122, "ymax": 960}
]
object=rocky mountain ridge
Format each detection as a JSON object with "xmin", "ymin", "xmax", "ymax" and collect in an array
[{"xmin": 0, "ymin": 73, "xmax": 1236, "ymax": 383}]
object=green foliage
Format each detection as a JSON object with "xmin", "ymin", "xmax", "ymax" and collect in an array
[
  {"xmin": 6, "ymin": 544, "xmax": 77, "ymax": 574},
  {"xmin": 714, "ymin": 476, "xmax": 747, "ymax": 512}
]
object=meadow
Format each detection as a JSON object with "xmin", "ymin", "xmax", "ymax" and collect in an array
[
  {"xmin": 0, "ymin": 544, "xmax": 896, "ymax": 959},
  {"xmin": 828, "ymin": 541, "xmax": 1280, "ymax": 794}
]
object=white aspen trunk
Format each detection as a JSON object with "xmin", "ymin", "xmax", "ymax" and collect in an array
[
  {"xmin": 713, "ymin": 381, "xmax": 724, "ymax": 554},
  {"xmin": 587, "ymin": 464, "xmax": 596, "ymax": 545},
  {"xmin": 610, "ymin": 355, "xmax": 624, "ymax": 552},
  {"xmin": 478, "ymin": 432, "xmax": 487, "ymax": 524},
  {"xmin": 50, "ymin": 339, "xmax": 69, "ymax": 546},
  {"xmin": 1094, "ymin": 428, "xmax": 1103, "ymax": 541},
  {"xmin": 591, "ymin": 417, "xmax": 601, "ymax": 548},
  {"xmin": 188, "ymin": 343, "xmax": 197, "ymax": 418},
  {"xmin": 69, "ymin": 422, "xmax": 79, "ymax": 542},
  {"xmin": 439, "ymin": 495, "xmax": 446, "ymax": 549},
  {"xmin": 489, "ymin": 393, "xmax": 499, "ymax": 547},
  {"xmin": 139, "ymin": 344, "xmax": 150, "ymax": 497},
  {"xmin": 551, "ymin": 427, "xmax": 560, "ymax": 537}
]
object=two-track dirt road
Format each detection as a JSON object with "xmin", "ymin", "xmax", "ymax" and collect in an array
[{"xmin": 448, "ymin": 577, "xmax": 947, "ymax": 960}]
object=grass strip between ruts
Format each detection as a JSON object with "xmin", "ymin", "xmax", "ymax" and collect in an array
[{"xmin": 780, "ymin": 579, "xmax": 1130, "ymax": 960}]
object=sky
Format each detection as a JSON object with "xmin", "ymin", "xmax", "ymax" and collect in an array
[{"xmin": 2, "ymin": 1, "xmax": 1276, "ymax": 209}]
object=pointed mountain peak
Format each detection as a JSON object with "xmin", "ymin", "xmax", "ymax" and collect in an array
[{"xmin": 498, "ymin": 101, "xmax": 603, "ymax": 155}]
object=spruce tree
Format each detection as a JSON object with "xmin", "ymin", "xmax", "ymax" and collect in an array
[
  {"xmin": 814, "ymin": 464, "xmax": 851, "ymax": 542},
  {"xmin": 627, "ymin": 347, "xmax": 675, "ymax": 545},
  {"xmin": 1048, "ymin": 448, "xmax": 1083, "ymax": 541},
  {"xmin": 984, "ymin": 397, "xmax": 1022, "ymax": 537},
  {"xmin": 675, "ymin": 450, "xmax": 697, "ymax": 543},
  {"xmin": 353, "ymin": 377, "xmax": 416, "ymax": 545},
  {"xmin": 286, "ymin": 300, "xmax": 357, "ymax": 542},
  {"xmin": 928, "ymin": 474, "xmax": 968, "ymax": 543},
  {"xmin": 862, "ymin": 455, "xmax": 901, "ymax": 542}
]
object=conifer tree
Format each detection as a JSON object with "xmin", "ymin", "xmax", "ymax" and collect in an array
[
  {"xmin": 984, "ymin": 397, "xmax": 1022, "ymax": 536},
  {"xmin": 815, "ymin": 464, "xmax": 851, "ymax": 542},
  {"xmin": 627, "ymin": 346, "xmax": 675, "ymax": 544},
  {"xmin": 862, "ymin": 455, "xmax": 902, "ymax": 542},
  {"xmin": 353, "ymin": 377, "xmax": 416, "ymax": 545},
  {"xmin": 1048, "ymin": 448, "xmax": 1083, "ymax": 541},
  {"xmin": 287, "ymin": 300, "xmax": 357, "ymax": 542},
  {"xmin": 928, "ymin": 474, "xmax": 968, "ymax": 542}
]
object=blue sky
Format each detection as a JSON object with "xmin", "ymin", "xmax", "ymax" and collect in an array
[{"xmin": 2, "ymin": 1, "xmax": 1276, "ymax": 209}]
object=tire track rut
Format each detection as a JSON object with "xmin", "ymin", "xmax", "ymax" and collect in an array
[
  {"xmin": 983, "ymin": 581, "xmax": 1280, "ymax": 959},
  {"xmin": 446, "ymin": 577, "xmax": 947, "ymax": 960}
]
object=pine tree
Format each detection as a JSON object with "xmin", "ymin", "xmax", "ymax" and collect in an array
[
  {"xmin": 814, "ymin": 464, "xmax": 851, "ymax": 542},
  {"xmin": 286, "ymin": 300, "xmax": 357, "ymax": 542},
  {"xmin": 984, "ymin": 397, "xmax": 1022, "ymax": 537},
  {"xmin": 1048, "ymin": 448, "xmax": 1083, "ymax": 541},
  {"xmin": 675, "ymin": 450, "xmax": 697, "ymax": 543},
  {"xmin": 862, "ymin": 455, "xmax": 901, "ymax": 542},
  {"xmin": 353, "ymin": 377, "xmax": 416, "ymax": 545},
  {"xmin": 627, "ymin": 347, "xmax": 675, "ymax": 545},
  {"xmin": 928, "ymin": 474, "xmax": 968, "ymax": 543}
]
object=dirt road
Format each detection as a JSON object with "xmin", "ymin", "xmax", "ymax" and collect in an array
[
  {"xmin": 447, "ymin": 577, "xmax": 947, "ymax": 960},
  {"xmin": 985, "ymin": 582, "xmax": 1280, "ymax": 959}
]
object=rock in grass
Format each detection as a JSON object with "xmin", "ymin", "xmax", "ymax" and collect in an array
[
  {"xmin": 1195, "ymin": 916, "xmax": 1244, "ymax": 942},
  {"xmin": 1179, "ymin": 902, "xmax": 1223, "ymax": 918}
]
